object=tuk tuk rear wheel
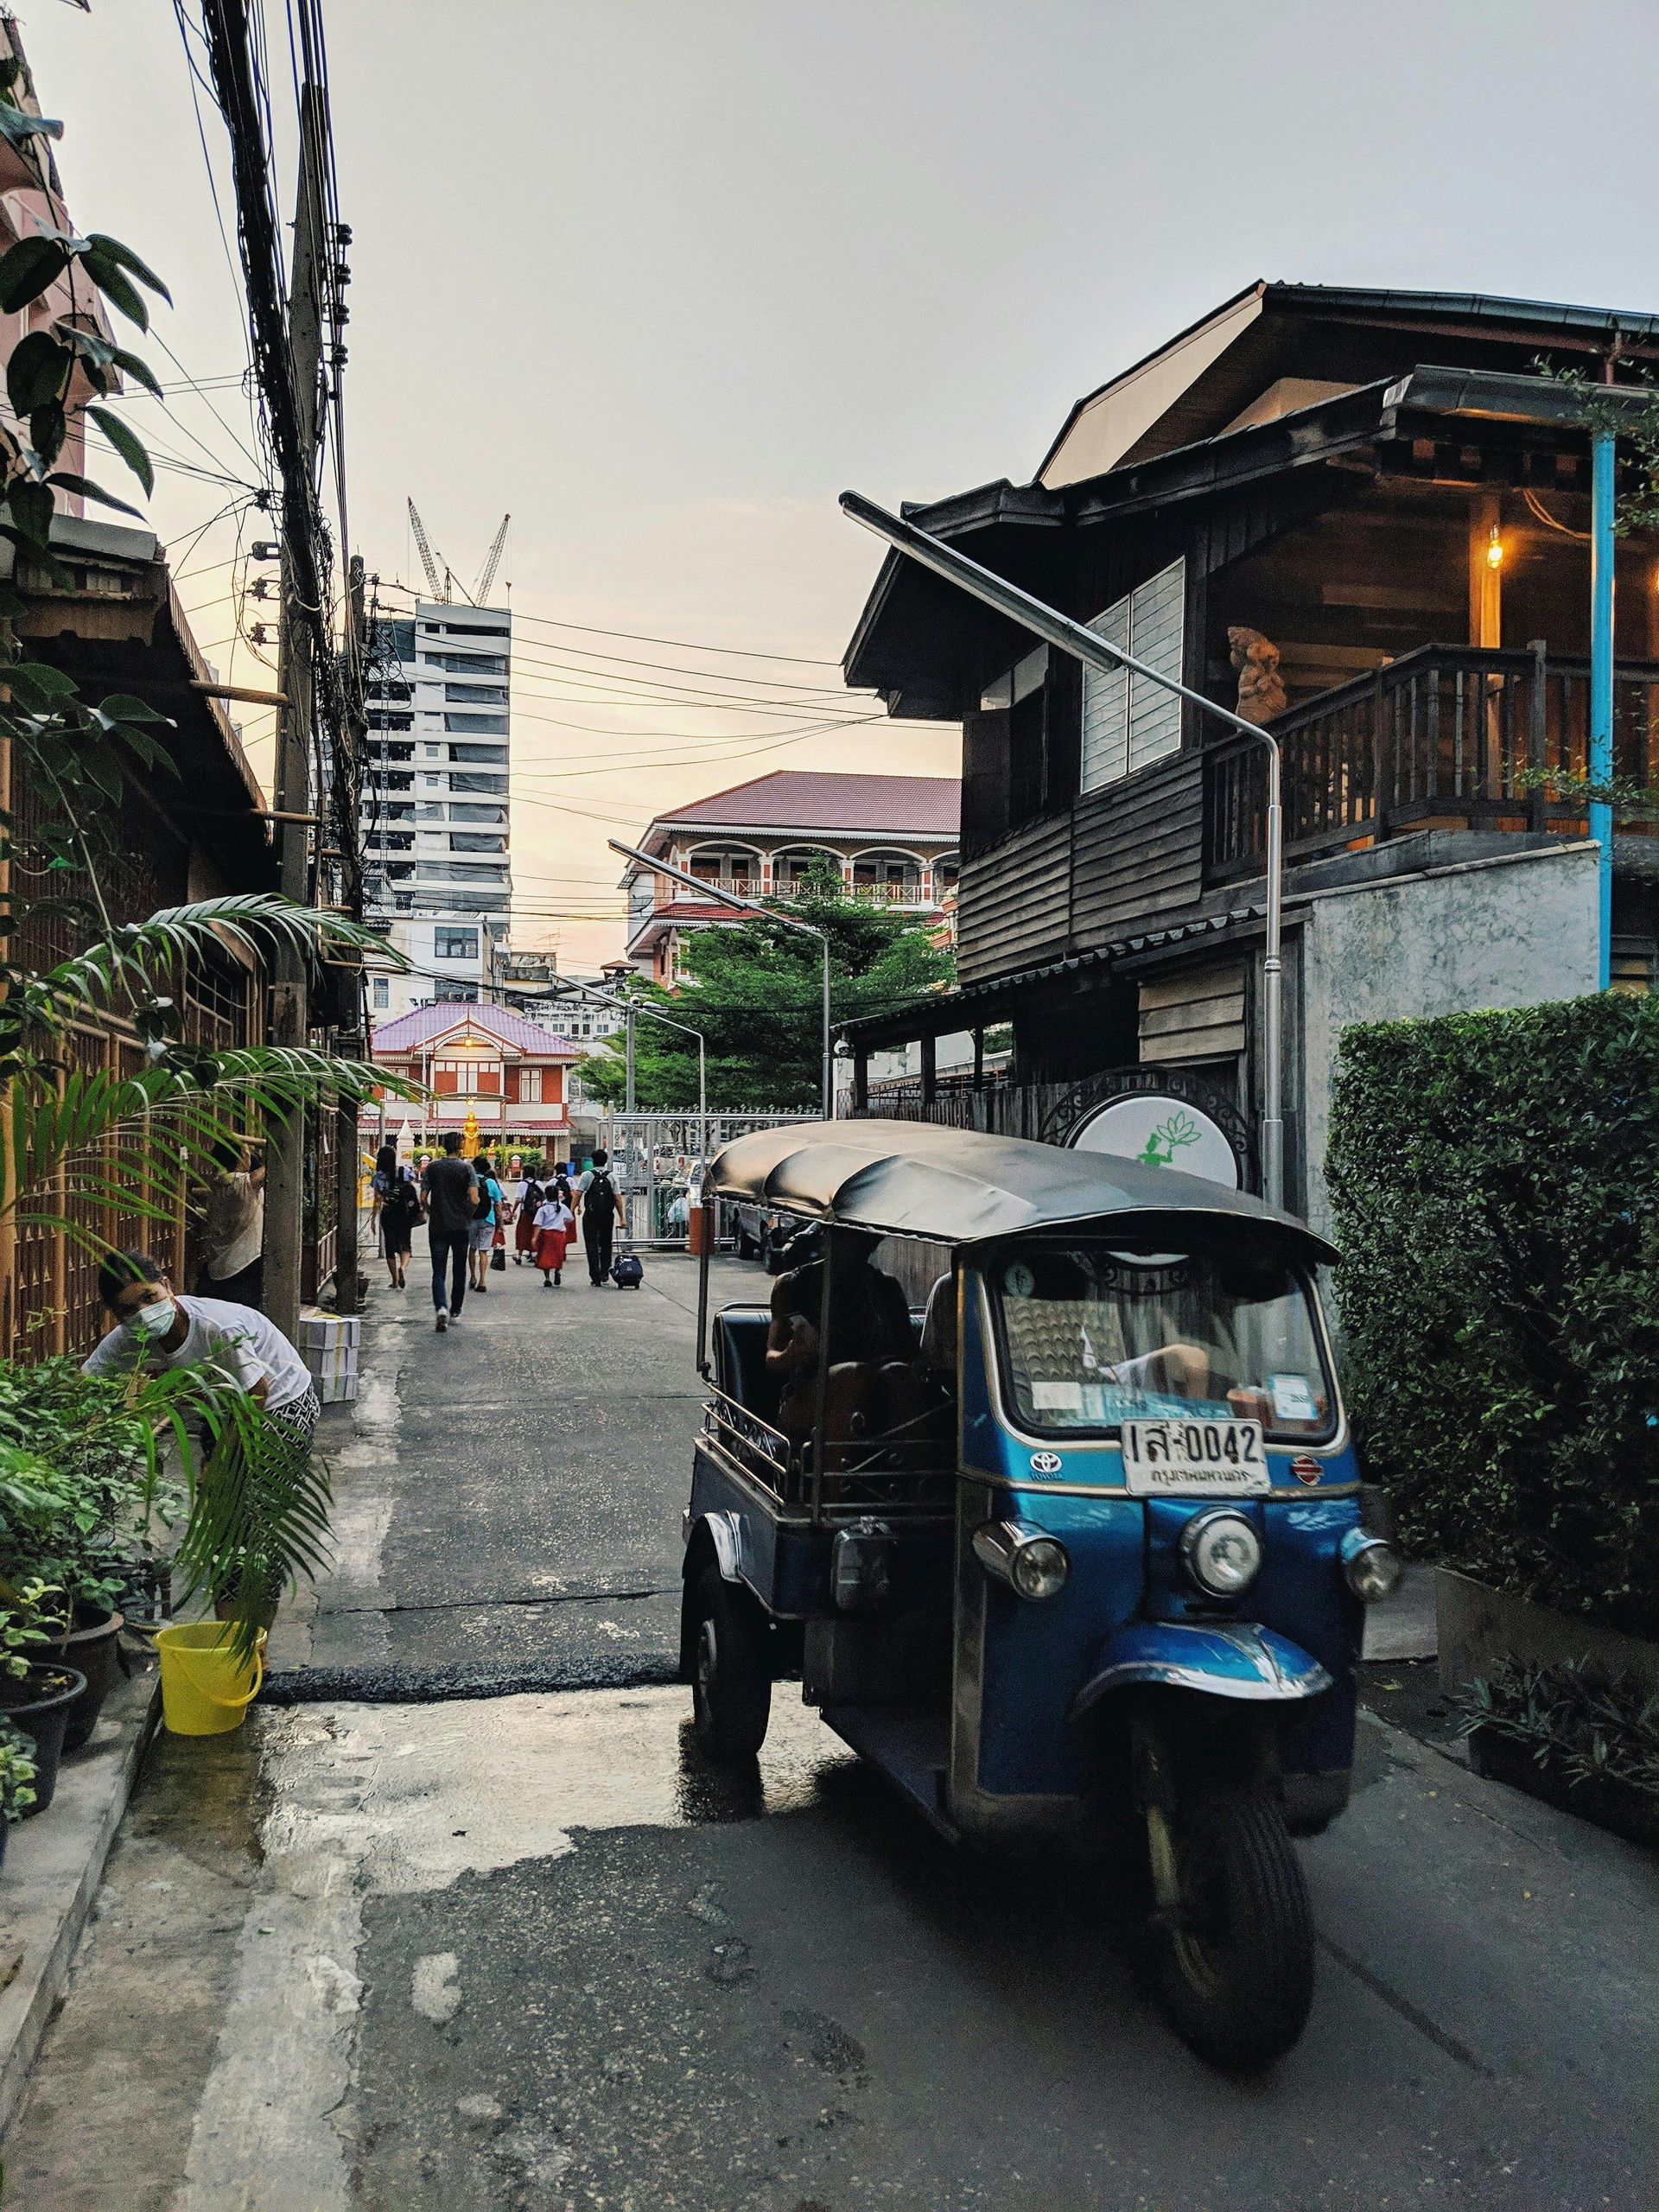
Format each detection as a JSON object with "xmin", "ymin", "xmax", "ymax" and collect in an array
[
  {"xmin": 690, "ymin": 1564, "xmax": 771, "ymax": 1761},
  {"xmin": 1148, "ymin": 1786, "xmax": 1314, "ymax": 2071}
]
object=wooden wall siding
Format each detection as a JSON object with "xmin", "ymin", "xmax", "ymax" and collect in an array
[
  {"xmin": 1071, "ymin": 749, "xmax": 1205, "ymax": 943},
  {"xmin": 957, "ymin": 813, "xmax": 1072, "ymax": 986},
  {"xmin": 1138, "ymin": 961, "xmax": 1248, "ymax": 1065}
]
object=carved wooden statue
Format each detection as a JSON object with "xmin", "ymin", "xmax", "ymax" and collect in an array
[{"xmin": 1229, "ymin": 626, "xmax": 1287, "ymax": 725}]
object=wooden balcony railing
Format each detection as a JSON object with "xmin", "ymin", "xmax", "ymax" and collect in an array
[{"xmin": 1205, "ymin": 644, "xmax": 1659, "ymax": 876}]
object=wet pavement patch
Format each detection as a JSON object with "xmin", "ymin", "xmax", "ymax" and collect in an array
[{"xmin": 262, "ymin": 1650, "xmax": 681, "ymax": 1706}]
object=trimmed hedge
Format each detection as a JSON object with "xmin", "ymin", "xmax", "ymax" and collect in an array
[{"xmin": 1326, "ymin": 992, "xmax": 1659, "ymax": 1639}]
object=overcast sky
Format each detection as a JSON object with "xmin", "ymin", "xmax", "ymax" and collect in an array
[{"xmin": 22, "ymin": 0, "xmax": 1659, "ymax": 964}]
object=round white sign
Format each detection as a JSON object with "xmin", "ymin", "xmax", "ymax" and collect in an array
[{"xmin": 1068, "ymin": 1094, "xmax": 1241, "ymax": 1189}]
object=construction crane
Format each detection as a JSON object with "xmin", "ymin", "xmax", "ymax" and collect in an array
[
  {"xmin": 474, "ymin": 513, "xmax": 510, "ymax": 606},
  {"xmin": 406, "ymin": 497, "xmax": 454, "ymax": 602}
]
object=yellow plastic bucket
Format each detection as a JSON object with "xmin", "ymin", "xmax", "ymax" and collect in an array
[{"xmin": 156, "ymin": 1622, "xmax": 266, "ymax": 1736}]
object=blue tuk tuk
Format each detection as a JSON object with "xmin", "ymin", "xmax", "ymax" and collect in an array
[{"xmin": 680, "ymin": 1120, "xmax": 1402, "ymax": 2068}]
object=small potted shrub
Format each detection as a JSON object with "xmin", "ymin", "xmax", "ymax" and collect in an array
[
  {"xmin": 0, "ymin": 1583, "xmax": 86, "ymax": 1814},
  {"xmin": 0, "ymin": 1361, "xmax": 180, "ymax": 1749},
  {"xmin": 1461, "ymin": 1659, "xmax": 1659, "ymax": 1847},
  {"xmin": 0, "ymin": 1717, "xmax": 37, "ymax": 1870}
]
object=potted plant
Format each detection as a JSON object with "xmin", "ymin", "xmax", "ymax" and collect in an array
[
  {"xmin": 0, "ymin": 1582, "xmax": 85, "ymax": 1813},
  {"xmin": 0, "ymin": 1362, "xmax": 182, "ymax": 1747},
  {"xmin": 0, "ymin": 1717, "xmax": 37, "ymax": 1870}
]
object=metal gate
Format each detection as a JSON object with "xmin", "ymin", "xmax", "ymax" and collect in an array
[{"xmin": 599, "ymin": 1109, "xmax": 813, "ymax": 1247}]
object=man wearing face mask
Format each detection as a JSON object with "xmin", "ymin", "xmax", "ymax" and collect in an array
[{"xmin": 83, "ymin": 1249, "xmax": 318, "ymax": 1436}]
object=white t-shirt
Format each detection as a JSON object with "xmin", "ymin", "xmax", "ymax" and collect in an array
[
  {"xmin": 83, "ymin": 1295, "xmax": 314, "ymax": 1413},
  {"xmin": 535, "ymin": 1198, "xmax": 574, "ymax": 1233}
]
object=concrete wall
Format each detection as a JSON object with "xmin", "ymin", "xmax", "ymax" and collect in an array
[{"xmin": 1300, "ymin": 841, "xmax": 1601, "ymax": 1240}]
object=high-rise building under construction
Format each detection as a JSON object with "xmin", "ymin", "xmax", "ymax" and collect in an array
[{"xmin": 361, "ymin": 598, "xmax": 512, "ymax": 1015}]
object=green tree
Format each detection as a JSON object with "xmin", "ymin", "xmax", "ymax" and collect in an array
[{"xmin": 580, "ymin": 874, "xmax": 953, "ymax": 1110}]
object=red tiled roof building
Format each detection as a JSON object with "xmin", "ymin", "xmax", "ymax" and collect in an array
[
  {"xmin": 621, "ymin": 770, "xmax": 960, "ymax": 982},
  {"xmin": 367, "ymin": 1001, "xmax": 581, "ymax": 1147}
]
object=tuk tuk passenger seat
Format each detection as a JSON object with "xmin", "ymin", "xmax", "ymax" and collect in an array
[{"xmin": 712, "ymin": 1306, "xmax": 782, "ymax": 1426}]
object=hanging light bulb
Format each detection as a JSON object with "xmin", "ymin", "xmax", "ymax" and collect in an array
[{"xmin": 1486, "ymin": 523, "xmax": 1504, "ymax": 570}]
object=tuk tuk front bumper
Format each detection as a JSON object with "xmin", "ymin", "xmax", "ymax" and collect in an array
[{"xmin": 1070, "ymin": 1620, "xmax": 1332, "ymax": 1721}]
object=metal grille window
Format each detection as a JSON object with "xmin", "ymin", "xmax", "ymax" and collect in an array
[
  {"xmin": 444, "ymin": 683, "xmax": 508, "ymax": 705},
  {"xmin": 450, "ymin": 772, "xmax": 508, "ymax": 794},
  {"xmin": 1080, "ymin": 558, "xmax": 1185, "ymax": 793},
  {"xmin": 445, "ymin": 714, "xmax": 509, "ymax": 735},
  {"xmin": 448, "ymin": 742, "xmax": 509, "ymax": 764},
  {"xmin": 435, "ymin": 926, "xmax": 479, "ymax": 960}
]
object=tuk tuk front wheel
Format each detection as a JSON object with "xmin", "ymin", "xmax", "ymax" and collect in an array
[
  {"xmin": 689, "ymin": 1564, "xmax": 772, "ymax": 1761},
  {"xmin": 1147, "ymin": 1786, "xmax": 1314, "ymax": 2071}
]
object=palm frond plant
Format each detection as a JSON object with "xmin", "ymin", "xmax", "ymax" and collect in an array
[{"xmin": 0, "ymin": 124, "xmax": 426, "ymax": 1662}]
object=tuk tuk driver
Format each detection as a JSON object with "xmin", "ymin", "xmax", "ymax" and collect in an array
[{"xmin": 766, "ymin": 1224, "xmax": 925, "ymax": 1452}]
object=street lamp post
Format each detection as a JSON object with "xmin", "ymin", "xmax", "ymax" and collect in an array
[
  {"xmin": 548, "ymin": 970, "xmax": 708, "ymax": 1179},
  {"xmin": 840, "ymin": 490, "xmax": 1287, "ymax": 1210},
  {"xmin": 607, "ymin": 838, "xmax": 835, "ymax": 1121}
]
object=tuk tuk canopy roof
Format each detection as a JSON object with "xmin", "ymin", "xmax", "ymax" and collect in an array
[{"xmin": 705, "ymin": 1119, "xmax": 1338, "ymax": 1263}]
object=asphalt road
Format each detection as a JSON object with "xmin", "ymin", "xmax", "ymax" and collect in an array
[
  {"xmin": 270, "ymin": 1245, "xmax": 764, "ymax": 1695},
  {"xmin": 5, "ymin": 1253, "xmax": 1656, "ymax": 2209}
]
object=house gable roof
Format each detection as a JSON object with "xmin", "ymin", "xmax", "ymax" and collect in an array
[
  {"xmin": 640, "ymin": 770, "xmax": 959, "ymax": 846},
  {"xmin": 372, "ymin": 1001, "xmax": 579, "ymax": 1058},
  {"xmin": 1038, "ymin": 280, "xmax": 1659, "ymax": 489}
]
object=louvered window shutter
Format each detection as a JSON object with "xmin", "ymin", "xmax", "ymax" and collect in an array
[{"xmin": 1079, "ymin": 557, "xmax": 1185, "ymax": 794}]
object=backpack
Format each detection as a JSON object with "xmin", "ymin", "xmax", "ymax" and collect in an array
[
  {"xmin": 611, "ymin": 1249, "xmax": 644, "ymax": 1289},
  {"xmin": 586, "ymin": 1166, "xmax": 615, "ymax": 1211}
]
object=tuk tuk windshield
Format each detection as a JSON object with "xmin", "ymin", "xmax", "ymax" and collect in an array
[{"xmin": 993, "ymin": 1243, "xmax": 1336, "ymax": 1444}]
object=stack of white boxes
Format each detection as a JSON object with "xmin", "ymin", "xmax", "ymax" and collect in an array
[{"xmin": 298, "ymin": 1307, "xmax": 360, "ymax": 1404}]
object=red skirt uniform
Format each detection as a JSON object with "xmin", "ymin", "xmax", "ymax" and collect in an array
[
  {"xmin": 514, "ymin": 1206, "xmax": 538, "ymax": 1255},
  {"xmin": 535, "ymin": 1224, "xmax": 569, "ymax": 1271}
]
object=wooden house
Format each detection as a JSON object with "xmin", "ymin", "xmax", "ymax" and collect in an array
[{"xmin": 840, "ymin": 283, "xmax": 1659, "ymax": 1228}]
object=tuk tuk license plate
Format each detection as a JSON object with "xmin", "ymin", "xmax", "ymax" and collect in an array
[{"xmin": 1120, "ymin": 1418, "xmax": 1269, "ymax": 1494}]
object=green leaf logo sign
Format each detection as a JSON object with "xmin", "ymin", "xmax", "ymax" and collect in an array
[{"xmin": 1135, "ymin": 1109, "xmax": 1202, "ymax": 1169}]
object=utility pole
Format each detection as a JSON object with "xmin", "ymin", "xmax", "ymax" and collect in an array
[
  {"xmin": 263, "ymin": 79, "xmax": 328, "ymax": 1338},
  {"xmin": 332, "ymin": 552, "xmax": 369, "ymax": 1315}
]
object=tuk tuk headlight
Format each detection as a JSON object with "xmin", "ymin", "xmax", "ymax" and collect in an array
[
  {"xmin": 1341, "ymin": 1527, "xmax": 1404, "ymax": 1604},
  {"xmin": 973, "ymin": 1518, "xmax": 1071, "ymax": 1601},
  {"xmin": 1180, "ymin": 1508, "xmax": 1262, "ymax": 1599}
]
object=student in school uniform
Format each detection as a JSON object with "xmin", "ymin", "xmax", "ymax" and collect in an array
[{"xmin": 533, "ymin": 1184, "xmax": 575, "ymax": 1287}]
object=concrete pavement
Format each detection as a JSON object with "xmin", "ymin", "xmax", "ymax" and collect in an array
[
  {"xmin": 5, "ymin": 1255, "xmax": 1656, "ymax": 2208},
  {"xmin": 270, "ymin": 1249, "xmax": 758, "ymax": 1696}
]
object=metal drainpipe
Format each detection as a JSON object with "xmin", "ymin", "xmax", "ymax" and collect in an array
[{"xmin": 1590, "ymin": 426, "xmax": 1616, "ymax": 990}]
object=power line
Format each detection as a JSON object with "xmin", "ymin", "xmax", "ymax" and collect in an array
[{"xmin": 371, "ymin": 575, "xmax": 843, "ymax": 665}]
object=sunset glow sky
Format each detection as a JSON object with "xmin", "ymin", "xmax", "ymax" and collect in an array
[{"xmin": 24, "ymin": 0, "xmax": 1659, "ymax": 965}]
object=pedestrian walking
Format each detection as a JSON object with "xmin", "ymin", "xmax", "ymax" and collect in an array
[
  {"xmin": 534, "ymin": 1184, "xmax": 575, "ymax": 1286},
  {"xmin": 513, "ymin": 1164, "xmax": 544, "ymax": 1264},
  {"xmin": 194, "ymin": 1138, "xmax": 266, "ymax": 1309},
  {"xmin": 469, "ymin": 1160, "xmax": 505, "ymax": 1294},
  {"xmin": 378, "ymin": 1167, "xmax": 422, "ymax": 1290},
  {"xmin": 422, "ymin": 1131, "xmax": 478, "ymax": 1332},
  {"xmin": 575, "ymin": 1148, "xmax": 626, "ymax": 1287}
]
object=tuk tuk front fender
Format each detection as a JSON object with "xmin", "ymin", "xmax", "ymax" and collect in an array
[{"xmin": 1071, "ymin": 1621, "xmax": 1332, "ymax": 1723}]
